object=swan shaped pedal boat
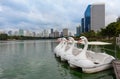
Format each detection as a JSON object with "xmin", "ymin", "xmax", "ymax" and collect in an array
[
  {"xmin": 54, "ymin": 38, "xmax": 67, "ymax": 57},
  {"xmin": 54, "ymin": 38, "xmax": 62, "ymax": 54},
  {"xmin": 68, "ymin": 36, "xmax": 115, "ymax": 73},
  {"xmin": 60, "ymin": 37, "xmax": 82, "ymax": 62}
]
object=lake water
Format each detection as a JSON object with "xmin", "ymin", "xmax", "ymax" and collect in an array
[{"xmin": 0, "ymin": 40, "xmax": 118, "ymax": 79}]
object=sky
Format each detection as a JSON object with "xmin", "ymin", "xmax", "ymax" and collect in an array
[{"xmin": 0, "ymin": 0, "xmax": 120, "ymax": 33}]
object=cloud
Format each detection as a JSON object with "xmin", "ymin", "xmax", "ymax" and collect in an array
[{"xmin": 0, "ymin": 0, "xmax": 120, "ymax": 34}]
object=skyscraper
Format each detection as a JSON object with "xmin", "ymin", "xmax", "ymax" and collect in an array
[
  {"xmin": 43, "ymin": 29, "xmax": 49, "ymax": 37},
  {"xmin": 76, "ymin": 25, "xmax": 81, "ymax": 36},
  {"xmin": 19, "ymin": 29, "xmax": 24, "ymax": 36},
  {"xmin": 49, "ymin": 28, "xmax": 54, "ymax": 38},
  {"xmin": 81, "ymin": 18, "xmax": 84, "ymax": 33},
  {"xmin": 63, "ymin": 28, "xmax": 68, "ymax": 37},
  {"xmin": 54, "ymin": 30, "xmax": 59, "ymax": 38},
  {"xmin": 84, "ymin": 5, "xmax": 91, "ymax": 32},
  {"xmin": 84, "ymin": 3, "xmax": 105, "ymax": 32},
  {"xmin": 51, "ymin": 28, "xmax": 53, "ymax": 34}
]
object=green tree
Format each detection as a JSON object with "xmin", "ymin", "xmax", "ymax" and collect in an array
[
  {"xmin": 0, "ymin": 34, "xmax": 8, "ymax": 40},
  {"xmin": 116, "ymin": 22, "xmax": 120, "ymax": 35},
  {"xmin": 106, "ymin": 22, "xmax": 116, "ymax": 38}
]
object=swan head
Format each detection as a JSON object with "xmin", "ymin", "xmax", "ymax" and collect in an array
[
  {"xmin": 62, "ymin": 38, "xmax": 67, "ymax": 42},
  {"xmin": 56, "ymin": 38, "xmax": 62, "ymax": 42},
  {"xmin": 68, "ymin": 37, "xmax": 75, "ymax": 43},
  {"xmin": 78, "ymin": 36, "xmax": 88, "ymax": 44}
]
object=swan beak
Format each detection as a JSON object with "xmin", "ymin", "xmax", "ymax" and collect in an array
[
  {"xmin": 56, "ymin": 38, "xmax": 61, "ymax": 42},
  {"xmin": 78, "ymin": 40, "xmax": 82, "ymax": 43},
  {"xmin": 67, "ymin": 40, "xmax": 69, "ymax": 42}
]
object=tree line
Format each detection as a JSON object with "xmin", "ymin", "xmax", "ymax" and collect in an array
[{"xmin": 0, "ymin": 34, "xmax": 58, "ymax": 40}]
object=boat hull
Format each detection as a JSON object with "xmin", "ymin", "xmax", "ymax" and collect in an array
[{"xmin": 82, "ymin": 63, "xmax": 112, "ymax": 73}]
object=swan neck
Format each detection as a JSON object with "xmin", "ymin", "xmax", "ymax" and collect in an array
[
  {"xmin": 83, "ymin": 39, "xmax": 88, "ymax": 51},
  {"xmin": 77, "ymin": 38, "xmax": 88, "ymax": 59},
  {"xmin": 71, "ymin": 41, "xmax": 75, "ymax": 48}
]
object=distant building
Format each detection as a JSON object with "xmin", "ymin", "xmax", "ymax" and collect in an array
[
  {"xmin": 43, "ymin": 29, "xmax": 49, "ymax": 37},
  {"xmin": 76, "ymin": 25, "xmax": 81, "ymax": 36},
  {"xmin": 14, "ymin": 31, "xmax": 19, "ymax": 36},
  {"xmin": 51, "ymin": 29, "xmax": 54, "ymax": 34},
  {"xmin": 25, "ymin": 30, "xmax": 32, "ymax": 36},
  {"xmin": 49, "ymin": 33, "xmax": 54, "ymax": 38},
  {"xmin": 84, "ymin": 3, "xmax": 105, "ymax": 32},
  {"xmin": 81, "ymin": 18, "xmax": 84, "ymax": 33},
  {"xmin": 63, "ymin": 28, "xmax": 68, "ymax": 37},
  {"xmin": 49, "ymin": 28, "xmax": 54, "ymax": 38},
  {"xmin": 19, "ymin": 29, "xmax": 24, "ymax": 36},
  {"xmin": 69, "ymin": 32, "xmax": 72, "ymax": 36},
  {"xmin": 36, "ymin": 32, "xmax": 42, "ymax": 37},
  {"xmin": 54, "ymin": 30, "xmax": 59, "ymax": 38},
  {"xmin": 0, "ymin": 30, "xmax": 5, "ymax": 34},
  {"xmin": 32, "ymin": 32, "xmax": 36, "ymax": 37},
  {"xmin": 60, "ymin": 32, "xmax": 63, "ymax": 37}
]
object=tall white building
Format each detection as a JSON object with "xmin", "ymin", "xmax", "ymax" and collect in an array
[
  {"xmin": 91, "ymin": 3, "xmax": 105, "ymax": 32},
  {"xmin": 25, "ymin": 30, "xmax": 32, "ymax": 36},
  {"xmin": 54, "ymin": 30, "xmax": 59, "ymax": 37},
  {"xmin": 43, "ymin": 29, "xmax": 49, "ymax": 37},
  {"xmin": 63, "ymin": 28, "xmax": 68, "ymax": 37}
]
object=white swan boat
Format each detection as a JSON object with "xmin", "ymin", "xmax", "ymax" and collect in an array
[
  {"xmin": 60, "ymin": 37, "xmax": 82, "ymax": 62},
  {"xmin": 68, "ymin": 36, "xmax": 115, "ymax": 73},
  {"xmin": 54, "ymin": 38, "xmax": 62, "ymax": 54},
  {"xmin": 54, "ymin": 38, "xmax": 67, "ymax": 57}
]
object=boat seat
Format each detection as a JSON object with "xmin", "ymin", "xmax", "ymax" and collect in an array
[
  {"xmin": 87, "ymin": 52, "xmax": 111, "ymax": 64},
  {"xmin": 72, "ymin": 48, "xmax": 82, "ymax": 56},
  {"xmin": 65, "ymin": 45, "xmax": 70, "ymax": 51}
]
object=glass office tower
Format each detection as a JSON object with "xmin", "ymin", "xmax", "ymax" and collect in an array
[
  {"xmin": 84, "ymin": 5, "xmax": 91, "ymax": 32},
  {"xmin": 81, "ymin": 18, "xmax": 84, "ymax": 33},
  {"xmin": 76, "ymin": 26, "xmax": 81, "ymax": 36}
]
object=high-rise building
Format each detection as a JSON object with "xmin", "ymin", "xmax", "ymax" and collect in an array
[
  {"xmin": 81, "ymin": 18, "xmax": 84, "ymax": 33},
  {"xmin": 63, "ymin": 28, "xmax": 68, "ymax": 37},
  {"xmin": 60, "ymin": 32, "xmax": 63, "ymax": 37},
  {"xmin": 76, "ymin": 25, "xmax": 81, "ymax": 36},
  {"xmin": 25, "ymin": 30, "xmax": 31, "ymax": 36},
  {"xmin": 19, "ymin": 29, "xmax": 24, "ymax": 36},
  {"xmin": 43, "ymin": 29, "xmax": 49, "ymax": 37},
  {"xmin": 32, "ymin": 32, "xmax": 36, "ymax": 37},
  {"xmin": 69, "ymin": 32, "xmax": 72, "ymax": 36},
  {"xmin": 84, "ymin": 5, "xmax": 91, "ymax": 32},
  {"xmin": 49, "ymin": 28, "xmax": 54, "ymax": 38},
  {"xmin": 51, "ymin": 29, "xmax": 53, "ymax": 34},
  {"xmin": 54, "ymin": 30, "xmax": 59, "ymax": 38},
  {"xmin": 84, "ymin": 3, "xmax": 105, "ymax": 32}
]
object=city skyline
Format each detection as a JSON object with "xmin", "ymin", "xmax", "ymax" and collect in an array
[
  {"xmin": 0, "ymin": 0, "xmax": 120, "ymax": 34},
  {"xmin": 2, "ymin": 28, "xmax": 72, "ymax": 38}
]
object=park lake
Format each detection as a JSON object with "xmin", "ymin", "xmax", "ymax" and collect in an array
[{"xmin": 0, "ymin": 40, "xmax": 119, "ymax": 79}]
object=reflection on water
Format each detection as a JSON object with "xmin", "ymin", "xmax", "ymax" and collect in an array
[{"xmin": 0, "ymin": 40, "xmax": 117, "ymax": 79}]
